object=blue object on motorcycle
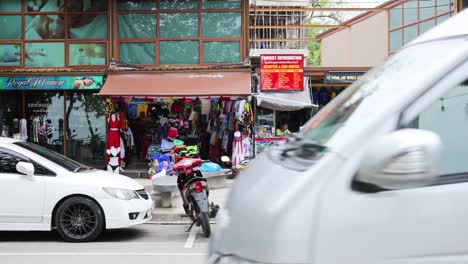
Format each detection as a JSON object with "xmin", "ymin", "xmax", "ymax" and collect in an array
[{"xmin": 200, "ymin": 162, "xmax": 222, "ymax": 172}]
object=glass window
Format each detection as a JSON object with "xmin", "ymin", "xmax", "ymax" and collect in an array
[
  {"xmin": 118, "ymin": 0, "xmax": 156, "ymax": 10},
  {"xmin": 203, "ymin": 41, "xmax": 240, "ymax": 63},
  {"xmin": 389, "ymin": 29, "xmax": 402, "ymax": 52},
  {"xmin": 25, "ymin": 42, "xmax": 65, "ymax": 67},
  {"xmin": 15, "ymin": 141, "xmax": 86, "ymax": 172},
  {"xmin": 420, "ymin": 19, "xmax": 435, "ymax": 34},
  {"xmin": 0, "ymin": 44, "xmax": 21, "ymax": 66},
  {"xmin": 437, "ymin": 0, "xmax": 451, "ymax": 14},
  {"xmin": 65, "ymin": 92, "xmax": 106, "ymax": 166},
  {"xmin": 118, "ymin": 14, "xmax": 156, "ymax": 38},
  {"xmin": 420, "ymin": 0, "xmax": 435, "ymax": 20},
  {"xmin": 119, "ymin": 42, "xmax": 155, "ymax": 64},
  {"xmin": 0, "ymin": 148, "xmax": 27, "ymax": 174},
  {"xmin": 25, "ymin": 91, "xmax": 64, "ymax": 154},
  {"xmin": 68, "ymin": 15, "xmax": 108, "ymax": 39},
  {"xmin": 33, "ymin": 162, "xmax": 56, "ymax": 176},
  {"xmin": 69, "ymin": 43, "xmax": 106, "ymax": 66},
  {"xmin": 404, "ymin": 24, "xmax": 418, "ymax": 44},
  {"xmin": 25, "ymin": 1, "xmax": 63, "ymax": 12},
  {"xmin": 0, "ymin": 92, "xmax": 23, "ymax": 138},
  {"xmin": 464, "ymin": 0, "xmax": 468, "ymax": 10},
  {"xmin": 409, "ymin": 82, "xmax": 468, "ymax": 175},
  {"xmin": 202, "ymin": 12, "xmax": 241, "ymax": 37},
  {"xmin": 0, "ymin": 147, "xmax": 54, "ymax": 176},
  {"xmin": 25, "ymin": 15, "xmax": 65, "ymax": 40},
  {"xmin": 389, "ymin": 5, "xmax": 402, "ymax": 28},
  {"xmin": 66, "ymin": 0, "xmax": 107, "ymax": 12},
  {"xmin": 160, "ymin": 0, "xmax": 198, "ymax": 10},
  {"xmin": 160, "ymin": 13, "xmax": 198, "ymax": 38},
  {"xmin": 160, "ymin": 41, "xmax": 198, "ymax": 65},
  {"xmin": 0, "ymin": 16, "xmax": 22, "ymax": 39},
  {"xmin": 0, "ymin": 1, "xmax": 21, "ymax": 12},
  {"xmin": 403, "ymin": 0, "xmax": 418, "ymax": 25},
  {"xmin": 202, "ymin": 0, "xmax": 241, "ymax": 9},
  {"xmin": 437, "ymin": 13, "xmax": 452, "ymax": 24}
]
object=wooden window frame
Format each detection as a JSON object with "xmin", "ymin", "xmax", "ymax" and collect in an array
[
  {"xmin": 0, "ymin": 0, "xmax": 111, "ymax": 69},
  {"xmin": 114, "ymin": 0, "xmax": 245, "ymax": 66},
  {"xmin": 388, "ymin": 0, "xmax": 455, "ymax": 55}
]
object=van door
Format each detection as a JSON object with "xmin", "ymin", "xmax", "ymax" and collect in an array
[{"xmin": 313, "ymin": 67, "xmax": 468, "ymax": 263}]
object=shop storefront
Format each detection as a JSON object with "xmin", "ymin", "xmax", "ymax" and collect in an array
[
  {"xmin": 309, "ymin": 70, "xmax": 367, "ymax": 108},
  {"xmin": 0, "ymin": 75, "xmax": 107, "ymax": 167},
  {"xmin": 252, "ymin": 54, "xmax": 315, "ymax": 155},
  {"xmin": 98, "ymin": 69, "xmax": 252, "ymax": 172}
]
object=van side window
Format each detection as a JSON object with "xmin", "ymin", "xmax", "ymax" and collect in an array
[{"xmin": 407, "ymin": 80, "xmax": 468, "ymax": 178}]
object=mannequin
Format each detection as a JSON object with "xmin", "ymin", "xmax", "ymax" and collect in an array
[{"xmin": 106, "ymin": 109, "xmax": 121, "ymax": 174}]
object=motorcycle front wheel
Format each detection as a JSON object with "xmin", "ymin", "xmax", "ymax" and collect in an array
[{"xmin": 199, "ymin": 212, "xmax": 211, "ymax": 237}]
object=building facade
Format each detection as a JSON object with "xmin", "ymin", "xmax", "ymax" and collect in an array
[
  {"xmin": 319, "ymin": 0, "xmax": 465, "ymax": 66},
  {"xmin": 0, "ymin": 0, "xmax": 247, "ymax": 167}
]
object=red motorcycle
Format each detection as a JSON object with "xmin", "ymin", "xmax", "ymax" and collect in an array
[{"xmin": 173, "ymin": 157, "xmax": 219, "ymax": 237}]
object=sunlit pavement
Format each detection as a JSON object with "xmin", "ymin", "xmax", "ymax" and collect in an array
[{"xmin": 0, "ymin": 224, "xmax": 212, "ymax": 264}]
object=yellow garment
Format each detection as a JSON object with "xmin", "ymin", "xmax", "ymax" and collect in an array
[
  {"xmin": 137, "ymin": 104, "xmax": 148, "ymax": 117},
  {"xmin": 276, "ymin": 128, "xmax": 291, "ymax": 137}
]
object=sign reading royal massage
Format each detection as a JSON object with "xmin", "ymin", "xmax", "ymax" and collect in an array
[
  {"xmin": 0, "ymin": 76, "xmax": 103, "ymax": 90},
  {"xmin": 324, "ymin": 71, "xmax": 366, "ymax": 84},
  {"xmin": 260, "ymin": 54, "xmax": 304, "ymax": 91}
]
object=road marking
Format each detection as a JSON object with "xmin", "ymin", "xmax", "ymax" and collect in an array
[
  {"xmin": 0, "ymin": 253, "xmax": 205, "ymax": 256},
  {"xmin": 184, "ymin": 227, "xmax": 199, "ymax": 249}
]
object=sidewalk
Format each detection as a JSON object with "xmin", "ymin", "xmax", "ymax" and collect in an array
[{"xmin": 134, "ymin": 178, "xmax": 233, "ymax": 223}]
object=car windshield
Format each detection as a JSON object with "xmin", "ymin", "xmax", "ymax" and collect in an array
[
  {"xmin": 299, "ymin": 37, "xmax": 468, "ymax": 146},
  {"xmin": 14, "ymin": 141, "xmax": 91, "ymax": 172}
]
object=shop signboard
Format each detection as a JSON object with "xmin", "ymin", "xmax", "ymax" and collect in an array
[
  {"xmin": 0, "ymin": 76, "xmax": 103, "ymax": 90},
  {"xmin": 260, "ymin": 54, "xmax": 304, "ymax": 91},
  {"xmin": 324, "ymin": 71, "xmax": 366, "ymax": 84}
]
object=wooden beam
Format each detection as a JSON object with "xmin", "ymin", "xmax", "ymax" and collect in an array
[
  {"xmin": 249, "ymin": 25, "xmax": 348, "ymax": 29},
  {"xmin": 249, "ymin": 7, "xmax": 387, "ymax": 12}
]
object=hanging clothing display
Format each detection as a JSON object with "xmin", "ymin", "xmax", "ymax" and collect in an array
[
  {"xmin": 19, "ymin": 118, "xmax": 27, "ymax": 140},
  {"xmin": 33, "ymin": 118, "xmax": 40, "ymax": 143},
  {"xmin": 231, "ymin": 131, "xmax": 244, "ymax": 166},
  {"xmin": 106, "ymin": 113, "xmax": 121, "ymax": 174}
]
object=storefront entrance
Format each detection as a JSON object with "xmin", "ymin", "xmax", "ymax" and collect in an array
[
  {"xmin": 0, "ymin": 75, "xmax": 106, "ymax": 168},
  {"xmin": 99, "ymin": 69, "xmax": 252, "ymax": 176}
]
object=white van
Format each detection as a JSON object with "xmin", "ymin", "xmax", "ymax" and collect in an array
[{"xmin": 208, "ymin": 9, "xmax": 468, "ymax": 264}]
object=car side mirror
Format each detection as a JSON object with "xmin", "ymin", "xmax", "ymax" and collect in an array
[
  {"xmin": 16, "ymin": 162, "xmax": 35, "ymax": 176},
  {"xmin": 355, "ymin": 129, "xmax": 441, "ymax": 190}
]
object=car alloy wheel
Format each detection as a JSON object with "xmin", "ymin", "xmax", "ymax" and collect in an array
[{"xmin": 55, "ymin": 197, "xmax": 104, "ymax": 242}]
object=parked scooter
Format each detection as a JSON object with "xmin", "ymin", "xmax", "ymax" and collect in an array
[{"xmin": 173, "ymin": 157, "xmax": 219, "ymax": 237}]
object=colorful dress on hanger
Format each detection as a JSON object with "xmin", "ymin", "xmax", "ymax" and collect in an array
[{"xmin": 106, "ymin": 114, "xmax": 121, "ymax": 173}]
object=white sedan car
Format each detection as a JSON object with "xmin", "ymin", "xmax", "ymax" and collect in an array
[{"xmin": 0, "ymin": 137, "xmax": 153, "ymax": 242}]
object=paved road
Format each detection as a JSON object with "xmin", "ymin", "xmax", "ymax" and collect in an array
[{"xmin": 0, "ymin": 223, "xmax": 212, "ymax": 264}]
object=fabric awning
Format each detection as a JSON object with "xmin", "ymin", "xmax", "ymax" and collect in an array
[
  {"xmin": 255, "ymin": 87, "xmax": 316, "ymax": 111},
  {"xmin": 99, "ymin": 70, "xmax": 251, "ymax": 97}
]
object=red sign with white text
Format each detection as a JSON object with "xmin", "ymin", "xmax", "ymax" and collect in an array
[{"xmin": 260, "ymin": 54, "xmax": 304, "ymax": 91}]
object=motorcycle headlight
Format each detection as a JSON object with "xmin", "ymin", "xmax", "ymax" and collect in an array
[{"xmin": 103, "ymin": 187, "xmax": 140, "ymax": 200}]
